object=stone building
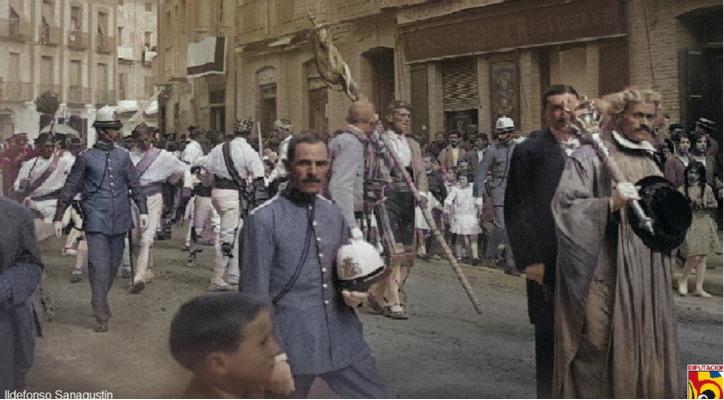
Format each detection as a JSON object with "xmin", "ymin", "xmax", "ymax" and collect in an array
[
  {"xmin": 116, "ymin": 0, "xmax": 158, "ymax": 135},
  {"xmin": 398, "ymin": 0, "xmax": 722, "ymax": 139},
  {"xmin": 0, "ymin": 0, "xmax": 120, "ymax": 141},
  {"xmin": 157, "ymin": 0, "xmax": 722, "ymax": 144}
]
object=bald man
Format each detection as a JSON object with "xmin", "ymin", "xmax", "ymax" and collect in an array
[{"xmin": 327, "ymin": 99, "xmax": 377, "ymax": 234}]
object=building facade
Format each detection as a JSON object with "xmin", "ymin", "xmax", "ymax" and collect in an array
[
  {"xmin": 156, "ymin": 0, "xmax": 722, "ymax": 144},
  {"xmin": 397, "ymin": 0, "xmax": 722, "ymax": 139},
  {"xmin": 0, "ymin": 0, "xmax": 121, "ymax": 141}
]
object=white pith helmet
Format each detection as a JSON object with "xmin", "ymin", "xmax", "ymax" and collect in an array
[{"xmin": 336, "ymin": 235, "xmax": 386, "ymax": 292}]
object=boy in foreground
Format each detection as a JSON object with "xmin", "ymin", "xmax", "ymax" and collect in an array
[{"xmin": 169, "ymin": 293, "xmax": 281, "ymax": 398}]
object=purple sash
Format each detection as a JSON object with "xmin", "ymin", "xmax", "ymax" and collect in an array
[
  {"xmin": 135, "ymin": 147, "xmax": 161, "ymax": 177},
  {"xmin": 19, "ymin": 155, "xmax": 60, "ymax": 198}
]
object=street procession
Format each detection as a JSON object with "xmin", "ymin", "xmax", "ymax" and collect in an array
[{"xmin": 0, "ymin": 0, "xmax": 722, "ymax": 398}]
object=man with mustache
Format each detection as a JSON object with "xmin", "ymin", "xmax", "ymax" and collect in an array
[
  {"xmin": 437, "ymin": 131, "xmax": 464, "ymax": 174},
  {"xmin": 504, "ymin": 84, "xmax": 580, "ymax": 397},
  {"xmin": 366, "ymin": 100, "xmax": 428, "ymax": 320},
  {"xmin": 551, "ymin": 88, "xmax": 678, "ymax": 397},
  {"xmin": 239, "ymin": 133, "xmax": 386, "ymax": 398}
]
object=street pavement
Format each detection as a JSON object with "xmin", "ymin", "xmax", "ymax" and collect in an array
[{"xmin": 25, "ymin": 225, "xmax": 723, "ymax": 398}]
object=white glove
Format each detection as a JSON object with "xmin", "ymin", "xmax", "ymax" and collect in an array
[
  {"xmin": 139, "ymin": 214, "xmax": 149, "ymax": 229},
  {"xmin": 350, "ymin": 227, "xmax": 364, "ymax": 241},
  {"xmin": 610, "ymin": 182, "xmax": 641, "ymax": 212},
  {"xmin": 54, "ymin": 221, "xmax": 64, "ymax": 239}
]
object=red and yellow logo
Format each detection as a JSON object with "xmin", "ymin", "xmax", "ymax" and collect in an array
[{"xmin": 688, "ymin": 365, "xmax": 724, "ymax": 399}]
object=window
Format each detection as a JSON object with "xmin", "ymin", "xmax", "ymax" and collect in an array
[
  {"xmin": 9, "ymin": 53, "xmax": 21, "ymax": 81},
  {"xmin": 97, "ymin": 11, "xmax": 108, "ymax": 35},
  {"xmin": 144, "ymin": 31, "xmax": 151, "ymax": 48},
  {"xmin": 70, "ymin": 60, "xmax": 82, "ymax": 86},
  {"xmin": 118, "ymin": 73, "xmax": 127, "ymax": 99},
  {"xmin": 97, "ymin": 63, "xmax": 108, "ymax": 90},
  {"xmin": 41, "ymin": 56, "xmax": 53, "ymax": 84},
  {"xmin": 70, "ymin": 6, "xmax": 82, "ymax": 30},
  {"xmin": 145, "ymin": 2, "xmax": 152, "ymax": 12},
  {"xmin": 117, "ymin": 27, "xmax": 123, "ymax": 45}
]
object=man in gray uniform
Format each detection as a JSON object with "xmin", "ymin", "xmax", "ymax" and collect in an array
[
  {"xmin": 474, "ymin": 116, "xmax": 517, "ymax": 275},
  {"xmin": 240, "ymin": 133, "xmax": 386, "ymax": 398},
  {"xmin": 54, "ymin": 107, "xmax": 148, "ymax": 333},
  {"xmin": 328, "ymin": 99, "xmax": 377, "ymax": 233},
  {"xmin": 0, "ymin": 196, "xmax": 43, "ymax": 391}
]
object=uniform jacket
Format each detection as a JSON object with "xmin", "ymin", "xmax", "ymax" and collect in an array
[
  {"xmin": 0, "ymin": 197, "xmax": 43, "ymax": 391},
  {"xmin": 328, "ymin": 127, "xmax": 367, "ymax": 229},
  {"xmin": 474, "ymin": 142, "xmax": 515, "ymax": 206},
  {"xmin": 239, "ymin": 189, "xmax": 371, "ymax": 375},
  {"xmin": 504, "ymin": 129, "xmax": 566, "ymax": 325},
  {"xmin": 54, "ymin": 143, "xmax": 147, "ymax": 235}
]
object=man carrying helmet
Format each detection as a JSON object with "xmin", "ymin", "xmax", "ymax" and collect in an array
[
  {"xmin": 473, "ymin": 116, "xmax": 518, "ymax": 274},
  {"xmin": 239, "ymin": 132, "xmax": 386, "ymax": 398},
  {"xmin": 53, "ymin": 106, "xmax": 148, "ymax": 333}
]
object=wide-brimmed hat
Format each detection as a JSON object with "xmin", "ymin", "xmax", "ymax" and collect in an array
[
  {"xmin": 93, "ymin": 106, "xmax": 122, "ymax": 130},
  {"xmin": 627, "ymin": 175, "xmax": 692, "ymax": 252}
]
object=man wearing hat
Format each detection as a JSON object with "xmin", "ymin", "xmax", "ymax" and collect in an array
[
  {"xmin": 473, "ymin": 116, "xmax": 517, "ymax": 273},
  {"xmin": 53, "ymin": 106, "xmax": 148, "ymax": 333},
  {"xmin": 551, "ymin": 88, "xmax": 679, "ymax": 397},
  {"xmin": 127, "ymin": 123, "xmax": 188, "ymax": 293},
  {"xmin": 198, "ymin": 118, "xmax": 264, "ymax": 291},
  {"xmin": 12, "ymin": 133, "xmax": 75, "ymax": 225}
]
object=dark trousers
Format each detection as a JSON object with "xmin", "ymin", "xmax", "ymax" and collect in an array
[
  {"xmin": 534, "ymin": 321, "xmax": 554, "ymax": 398},
  {"xmin": 86, "ymin": 233, "xmax": 126, "ymax": 322},
  {"xmin": 291, "ymin": 355, "xmax": 387, "ymax": 399}
]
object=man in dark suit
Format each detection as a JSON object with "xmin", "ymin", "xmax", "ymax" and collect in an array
[
  {"xmin": 504, "ymin": 84, "xmax": 580, "ymax": 398},
  {"xmin": 0, "ymin": 196, "xmax": 43, "ymax": 391}
]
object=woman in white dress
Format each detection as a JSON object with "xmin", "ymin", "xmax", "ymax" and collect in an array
[{"xmin": 444, "ymin": 173, "xmax": 482, "ymax": 265}]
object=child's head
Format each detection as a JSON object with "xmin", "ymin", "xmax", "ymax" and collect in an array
[
  {"xmin": 457, "ymin": 172, "xmax": 470, "ymax": 187},
  {"xmin": 170, "ymin": 293, "xmax": 279, "ymax": 392},
  {"xmin": 688, "ymin": 131, "xmax": 708, "ymax": 155},
  {"xmin": 684, "ymin": 161, "xmax": 706, "ymax": 187},
  {"xmin": 672, "ymin": 131, "xmax": 690, "ymax": 155}
]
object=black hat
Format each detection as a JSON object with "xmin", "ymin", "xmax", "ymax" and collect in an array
[{"xmin": 627, "ymin": 176, "xmax": 692, "ymax": 253}]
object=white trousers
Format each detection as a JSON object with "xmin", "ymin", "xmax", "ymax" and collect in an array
[
  {"xmin": 211, "ymin": 188, "xmax": 241, "ymax": 284},
  {"xmin": 131, "ymin": 192, "xmax": 164, "ymax": 282}
]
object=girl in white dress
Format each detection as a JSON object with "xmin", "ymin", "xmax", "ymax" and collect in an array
[{"xmin": 445, "ymin": 173, "xmax": 482, "ymax": 265}]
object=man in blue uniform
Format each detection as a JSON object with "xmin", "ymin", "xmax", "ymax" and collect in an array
[
  {"xmin": 474, "ymin": 116, "xmax": 518, "ymax": 274},
  {"xmin": 239, "ymin": 133, "xmax": 386, "ymax": 398},
  {"xmin": 54, "ymin": 107, "xmax": 148, "ymax": 333}
]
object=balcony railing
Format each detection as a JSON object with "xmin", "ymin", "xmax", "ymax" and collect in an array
[
  {"xmin": 0, "ymin": 81, "xmax": 33, "ymax": 102},
  {"xmin": 67, "ymin": 31, "xmax": 89, "ymax": 50},
  {"xmin": 67, "ymin": 85, "xmax": 91, "ymax": 105},
  {"xmin": 0, "ymin": 17, "xmax": 32, "ymax": 41},
  {"xmin": 37, "ymin": 84, "xmax": 61, "ymax": 97},
  {"xmin": 96, "ymin": 34, "xmax": 115, "ymax": 54},
  {"xmin": 95, "ymin": 89, "xmax": 116, "ymax": 106},
  {"xmin": 40, "ymin": 24, "xmax": 61, "ymax": 46}
]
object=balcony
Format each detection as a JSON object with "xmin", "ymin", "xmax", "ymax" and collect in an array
[
  {"xmin": 67, "ymin": 85, "xmax": 91, "ymax": 105},
  {"xmin": 40, "ymin": 24, "xmax": 61, "ymax": 46},
  {"xmin": 96, "ymin": 34, "xmax": 115, "ymax": 54},
  {"xmin": 0, "ymin": 81, "xmax": 33, "ymax": 102},
  {"xmin": 37, "ymin": 84, "xmax": 61, "ymax": 97},
  {"xmin": 0, "ymin": 17, "xmax": 32, "ymax": 42},
  {"xmin": 277, "ymin": 2, "xmax": 332, "ymax": 37},
  {"xmin": 67, "ymin": 31, "xmax": 89, "ymax": 50},
  {"xmin": 95, "ymin": 89, "xmax": 116, "ymax": 106}
]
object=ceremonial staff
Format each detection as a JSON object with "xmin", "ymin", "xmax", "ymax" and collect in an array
[{"xmin": 307, "ymin": 14, "xmax": 482, "ymax": 314}]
